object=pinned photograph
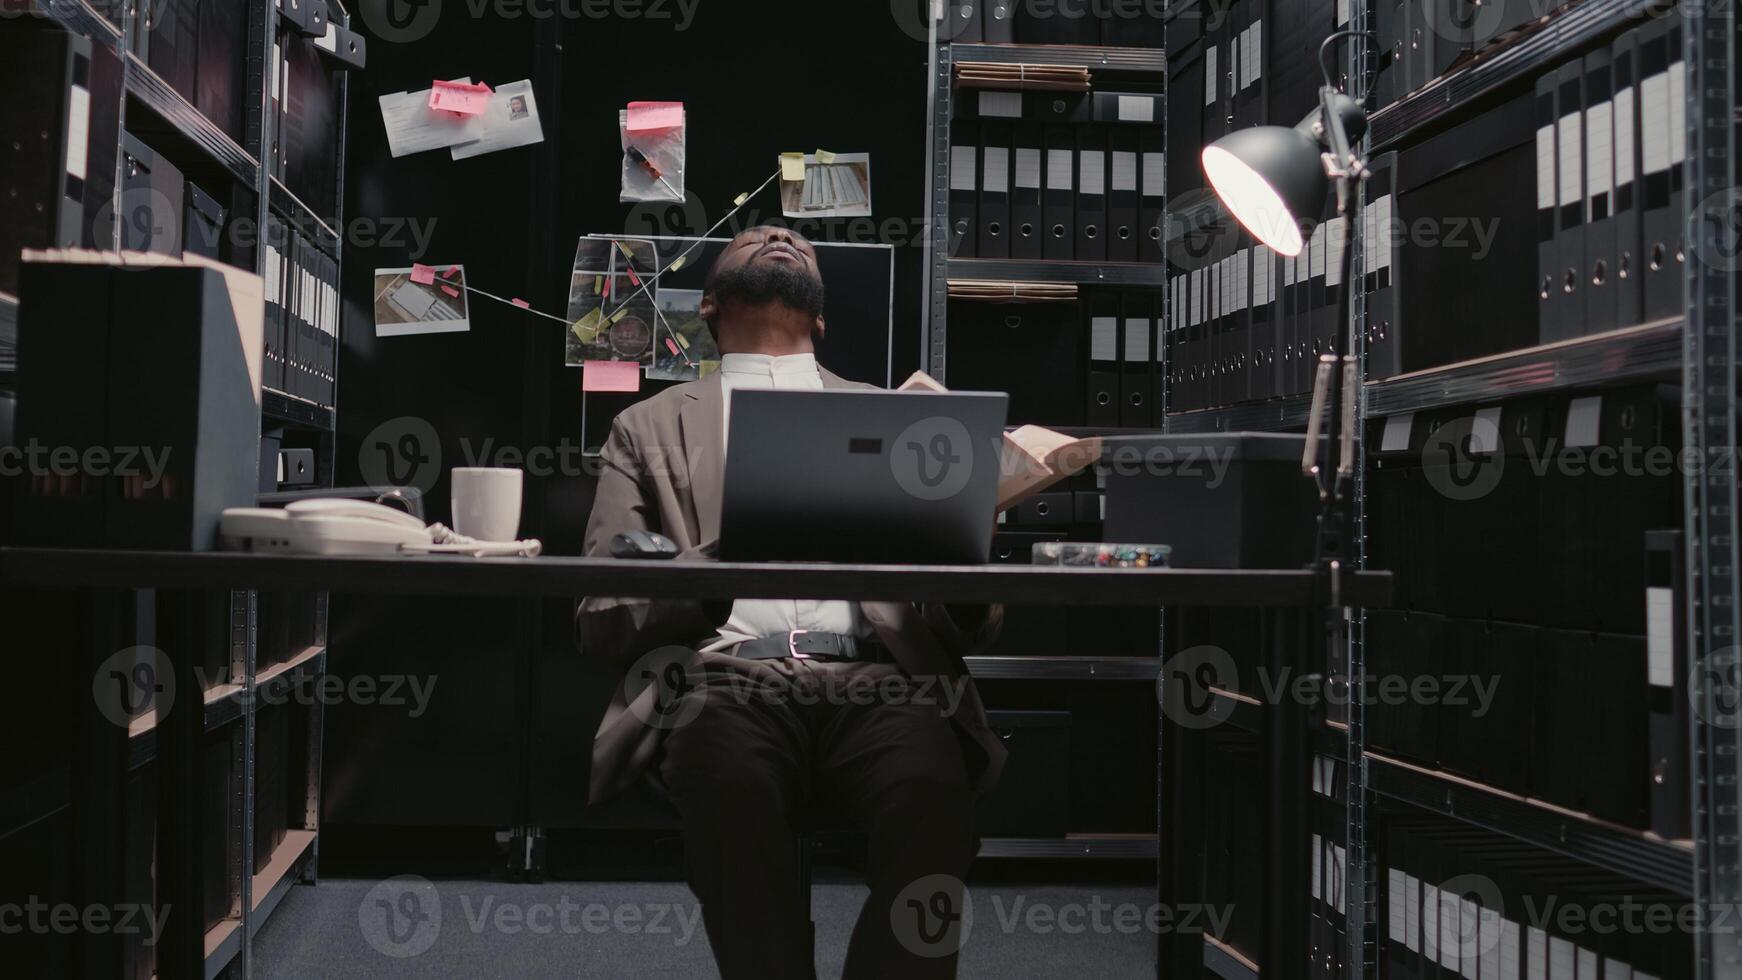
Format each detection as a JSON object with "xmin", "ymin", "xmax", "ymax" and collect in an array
[
  {"xmin": 451, "ymin": 79, "xmax": 545, "ymax": 160},
  {"xmin": 374, "ymin": 266, "xmax": 470, "ymax": 336},
  {"xmin": 647, "ymin": 288, "xmax": 719, "ymax": 381},
  {"xmin": 565, "ymin": 237, "xmax": 659, "ymax": 367},
  {"xmin": 778, "ymin": 152, "xmax": 872, "ymax": 218}
]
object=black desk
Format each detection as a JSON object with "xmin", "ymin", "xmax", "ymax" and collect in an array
[{"xmin": 0, "ymin": 548, "xmax": 1390, "ymax": 979}]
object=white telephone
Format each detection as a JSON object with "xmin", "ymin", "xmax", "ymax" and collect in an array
[{"xmin": 220, "ymin": 499, "xmax": 542, "ymax": 557}]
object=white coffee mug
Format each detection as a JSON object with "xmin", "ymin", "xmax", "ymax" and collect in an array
[{"xmin": 451, "ymin": 467, "xmax": 523, "ymax": 542}]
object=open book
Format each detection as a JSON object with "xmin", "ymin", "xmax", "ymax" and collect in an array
[{"xmin": 899, "ymin": 371, "xmax": 1102, "ymax": 513}]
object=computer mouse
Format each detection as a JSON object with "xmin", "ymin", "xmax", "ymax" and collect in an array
[{"xmin": 609, "ymin": 529, "xmax": 680, "ymax": 559}]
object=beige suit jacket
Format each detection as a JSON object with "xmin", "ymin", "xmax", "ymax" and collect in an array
[{"xmin": 576, "ymin": 368, "xmax": 1009, "ymax": 805}]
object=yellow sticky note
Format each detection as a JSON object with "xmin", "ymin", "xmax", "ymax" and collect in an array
[
  {"xmin": 669, "ymin": 254, "xmax": 688, "ymax": 272},
  {"xmin": 780, "ymin": 152, "xmax": 806, "ymax": 182},
  {"xmin": 698, "ymin": 359, "xmax": 721, "ymax": 378},
  {"xmin": 572, "ymin": 308, "xmax": 604, "ymax": 342},
  {"xmin": 609, "ymin": 306, "xmax": 632, "ymax": 324},
  {"xmin": 615, "ymin": 240, "xmax": 636, "ymax": 260},
  {"xmin": 733, "ymin": 192, "xmax": 750, "ymax": 207},
  {"xmin": 674, "ymin": 331, "xmax": 691, "ymax": 350},
  {"xmin": 815, "ymin": 149, "xmax": 837, "ymax": 165},
  {"xmin": 594, "ymin": 275, "xmax": 604, "ymax": 293}
]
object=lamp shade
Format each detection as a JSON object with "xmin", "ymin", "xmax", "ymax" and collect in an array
[{"xmin": 1200, "ymin": 125, "xmax": 1326, "ymax": 257}]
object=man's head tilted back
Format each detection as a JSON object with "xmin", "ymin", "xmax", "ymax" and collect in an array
[{"xmin": 699, "ymin": 226, "xmax": 826, "ymax": 356}]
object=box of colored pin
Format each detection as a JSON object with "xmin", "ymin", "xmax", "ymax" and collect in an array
[{"xmin": 1030, "ymin": 542, "xmax": 1172, "ymax": 568}]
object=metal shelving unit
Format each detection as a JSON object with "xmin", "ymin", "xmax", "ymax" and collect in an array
[
  {"xmin": 123, "ymin": 53, "xmax": 261, "ymax": 186},
  {"xmin": 948, "ymin": 257, "xmax": 1168, "ymax": 287},
  {"xmin": 1166, "ymin": 394, "xmax": 1315, "ymax": 434},
  {"xmin": 964, "ymin": 655, "xmax": 1160, "ymax": 680},
  {"xmin": 978, "ymin": 835, "xmax": 1159, "ymax": 859}
]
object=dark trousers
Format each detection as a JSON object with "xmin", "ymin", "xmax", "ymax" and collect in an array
[{"xmin": 659, "ymin": 656, "xmax": 978, "ymax": 980}]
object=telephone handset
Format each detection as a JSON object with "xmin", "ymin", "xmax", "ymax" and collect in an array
[{"xmin": 220, "ymin": 498, "xmax": 542, "ymax": 556}]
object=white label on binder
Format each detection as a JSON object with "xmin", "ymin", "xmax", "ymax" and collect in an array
[
  {"xmin": 1237, "ymin": 27, "xmax": 1252, "ymax": 89},
  {"xmin": 1459, "ymin": 899, "xmax": 1479, "ymax": 978},
  {"xmin": 1284, "ymin": 248, "xmax": 1297, "ymax": 286},
  {"xmin": 1117, "ymin": 95, "xmax": 1155, "ymax": 123},
  {"xmin": 1235, "ymin": 249, "xmax": 1248, "ymax": 312},
  {"xmin": 1381, "ymin": 412, "xmax": 1414, "ymax": 452},
  {"xmin": 1141, "ymin": 151, "xmax": 1165, "ymax": 198},
  {"xmin": 1537, "ymin": 124, "xmax": 1557, "ymax": 209},
  {"xmin": 1668, "ymin": 60, "xmax": 1687, "ymax": 165},
  {"xmin": 983, "ymin": 146, "xmax": 1009, "ymax": 194},
  {"xmin": 1311, "ymin": 833, "xmax": 1323, "ymax": 900},
  {"xmin": 1015, "ymin": 147, "xmax": 1042, "ymax": 189},
  {"xmin": 1111, "ymin": 151, "xmax": 1138, "ymax": 192},
  {"xmin": 979, "ymin": 91, "xmax": 1023, "ymax": 118},
  {"xmin": 1326, "ymin": 217, "xmax": 1347, "ymax": 286},
  {"xmin": 1191, "ymin": 269, "xmax": 1202, "ymax": 325},
  {"xmin": 1389, "ymin": 869, "xmax": 1407, "ymax": 939},
  {"xmin": 1405, "ymin": 874, "xmax": 1421, "ymax": 951},
  {"xmin": 271, "ymin": 42, "xmax": 282, "ymax": 106},
  {"xmin": 1363, "ymin": 201, "xmax": 1379, "ymax": 276},
  {"xmin": 1079, "ymin": 150, "xmax": 1106, "ymax": 196},
  {"xmin": 1124, "ymin": 319, "xmax": 1150, "ymax": 362},
  {"xmin": 950, "ymin": 146, "xmax": 977, "ymax": 192},
  {"xmin": 1648, "ymin": 585, "xmax": 1675, "ymax": 687},
  {"xmin": 1527, "ymin": 926, "xmax": 1548, "ymax": 980},
  {"xmin": 1480, "ymin": 909, "xmax": 1502, "ymax": 980},
  {"xmin": 1615, "ymin": 86, "xmax": 1636, "ymax": 185},
  {"xmin": 1378, "ymin": 195, "xmax": 1394, "ymax": 270},
  {"xmin": 1439, "ymin": 888, "xmax": 1459, "ymax": 968},
  {"xmin": 1605, "ymin": 959, "xmax": 1633, "ymax": 980},
  {"xmin": 1558, "ymin": 112, "xmax": 1583, "ymax": 208},
  {"xmin": 1548, "ymin": 937, "xmax": 1575, "ymax": 980},
  {"xmin": 1251, "ymin": 20, "xmax": 1263, "ymax": 83},
  {"xmin": 1337, "ymin": 0, "xmax": 1351, "ymax": 26},
  {"xmin": 1205, "ymin": 46, "xmax": 1218, "ymax": 105},
  {"xmin": 1577, "ymin": 949, "xmax": 1598, "ymax": 980},
  {"xmin": 1588, "ymin": 100, "xmax": 1614, "ymax": 206},
  {"xmin": 1255, "ymin": 245, "xmax": 1272, "ymax": 306},
  {"xmin": 1332, "ymin": 845, "xmax": 1346, "ymax": 914},
  {"xmin": 1422, "ymin": 887, "xmax": 1440, "ymax": 960},
  {"xmin": 1641, "ymin": 73, "xmax": 1670, "ymax": 174},
  {"xmin": 1566, "ymin": 395, "xmax": 1602, "ymax": 448},
  {"xmin": 65, "ymin": 84, "xmax": 90, "ymax": 181},
  {"xmin": 1472, "ymin": 406, "xmax": 1502, "ymax": 455},
  {"xmin": 1502, "ymin": 919, "xmax": 1522, "ymax": 980},
  {"xmin": 1310, "ymin": 223, "xmax": 1326, "ymax": 279},
  {"xmin": 1046, "ymin": 148, "xmax": 1073, "ymax": 191},
  {"xmin": 1091, "ymin": 316, "xmax": 1119, "ymax": 362}
]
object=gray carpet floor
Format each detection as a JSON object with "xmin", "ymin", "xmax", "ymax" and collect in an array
[{"xmin": 253, "ymin": 877, "xmax": 1158, "ymax": 978}]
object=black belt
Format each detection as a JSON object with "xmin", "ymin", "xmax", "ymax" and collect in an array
[{"xmin": 736, "ymin": 630, "xmax": 894, "ymax": 664}]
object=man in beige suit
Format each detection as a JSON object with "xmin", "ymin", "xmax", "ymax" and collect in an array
[{"xmin": 577, "ymin": 226, "xmax": 1005, "ymax": 980}]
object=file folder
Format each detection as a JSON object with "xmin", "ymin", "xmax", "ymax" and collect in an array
[
  {"xmin": 1012, "ymin": 125, "xmax": 1045, "ymax": 259},
  {"xmin": 1043, "ymin": 126, "xmax": 1076, "ymax": 260},
  {"xmin": 949, "ymin": 126, "xmax": 978, "ymax": 257},
  {"xmin": 1120, "ymin": 290, "xmax": 1153, "ymax": 427},
  {"xmin": 1612, "ymin": 27, "xmax": 1644, "ymax": 331},
  {"xmin": 1087, "ymin": 293, "xmax": 1120, "ymax": 426},
  {"xmin": 1639, "ymin": 11, "xmax": 1685, "ymax": 321},
  {"xmin": 1108, "ymin": 130, "xmax": 1140, "ymax": 262},
  {"xmin": 1551, "ymin": 60, "xmax": 1587, "ymax": 341},
  {"xmin": 1138, "ymin": 125, "xmax": 1166, "ymax": 263},
  {"xmin": 1075, "ymin": 126, "xmax": 1108, "ymax": 261},
  {"xmin": 979, "ymin": 124, "xmax": 1012, "ymax": 259}
]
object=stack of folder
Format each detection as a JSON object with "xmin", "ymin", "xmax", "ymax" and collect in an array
[
  {"xmin": 947, "ymin": 280, "xmax": 1077, "ymax": 302},
  {"xmin": 262, "ymin": 216, "xmax": 342, "ymax": 409},
  {"xmin": 953, "ymin": 62, "xmax": 1092, "ymax": 92}
]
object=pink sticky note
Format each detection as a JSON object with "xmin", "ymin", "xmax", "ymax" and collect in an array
[
  {"xmin": 441, "ymin": 265, "xmax": 460, "ymax": 279},
  {"xmin": 626, "ymin": 101, "xmax": 684, "ymax": 133},
  {"xmin": 440, "ymin": 285, "xmax": 461, "ymax": 298},
  {"xmin": 409, "ymin": 263, "xmax": 437, "ymax": 285},
  {"xmin": 511, "ymin": 298, "xmax": 531, "ymax": 308},
  {"xmin": 664, "ymin": 337, "xmax": 681, "ymax": 356},
  {"xmin": 625, "ymin": 267, "xmax": 642, "ymax": 287},
  {"xmin": 583, "ymin": 360, "xmax": 642, "ymax": 393},
  {"xmin": 429, "ymin": 80, "xmax": 492, "ymax": 115}
]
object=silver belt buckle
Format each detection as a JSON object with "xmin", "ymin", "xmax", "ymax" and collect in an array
[{"xmin": 788, "ymin": 630, "xmax": 812, "ymax": 660}]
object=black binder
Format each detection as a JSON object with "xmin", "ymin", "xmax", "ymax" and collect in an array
[
  {"xmin": 1043, "ymin": 125, "xmax": 1076, "ymax": 260},
  {"xmin": 1581, "ymin": 48, "xmax": 1620, "ymax": 336},
  {"xmin": 120, "ymin": 133, "xmax": 185, "ymax": 257},
  {"xmin": 979, "ymin": 123, "xmax": 1012, "ymax": 259},
  {"xmin": 1138, "ymin": 124, "xmax": 1166, "ymax": 263},
  {"xmin": 1250, "ymin": 244, "xmax": 1276, "ymax": 401},
  {"xmin": 1108, "ymin": 129, "xmax": 1140, "ymax": 262},
  {"xmin": 1551, "ymin": 60, "xmax": 1587, "ymax": 342},
  {"xmin": 1152, "ymin": 288, "xmax": 1169, "ymax": 417},
  {"xmin": 1366, "ymin": 152, "xmax": 1401, "ymax": 378},
  {"xmin": 1229, "ymin": 246, "xmax": 1252, "ymax": 405},
  {"xmin": 1087, "ymin": 292, "xmax": 1120, "ymax": 426},
  {"xmin": 1075, "ymin": 126, "xmax": 1108, "ymax": 261},
  {"xmin": 1119, "ymin": 290, "xmax": 1153, "ymax": 427},
  {"xmin": 1638, "ymin": 11, "xmax": 1685, "ymax": 322},
  {"xmin": 1644, "ymin": 530, "xmax": 1691, "ymax": 840},
  {"xmin": 1535, "ymin": 71, "xmax": 1560, "ymax": 344},
  {"xmin": 949, "ymin": 123, "xmax": 978, "ymax": 257},
  {"xmin": 1611, "ymin": 27, "xmax": 1644, "ymax": 331},
  {"xmin": 1011, "ymin": 124, "xmax": 1045, "ymax": 259}
]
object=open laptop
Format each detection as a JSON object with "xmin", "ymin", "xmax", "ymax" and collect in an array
[{"xmin": 720, "ymin": 388, "xmax": 1009, "ymax": 564}]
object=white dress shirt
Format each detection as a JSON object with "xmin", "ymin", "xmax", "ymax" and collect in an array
[{"xmin": 700, "ymin": 353, "xmax": 870, "ymax": 653}]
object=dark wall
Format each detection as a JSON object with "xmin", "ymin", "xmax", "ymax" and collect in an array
[{"xmin": 330, "ymin": 4, "xmax": 932, "ymax": 830}]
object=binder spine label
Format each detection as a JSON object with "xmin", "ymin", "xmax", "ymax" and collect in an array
[
  {"xmin": 1537, "ymin": 121, "xmax": 1557, "ymax": 209},
  {"xmin": 1110, "ymin": 151, "xmax": 1137, "ymax": 191},
  {"xmin": 1014, "ymin": 148, "xmax": 1041, "ymax": 189},
  {"xmin": 1090, "ymin": 316, "xmax": 1118, "ymax": 361},
  {"xmin": 1079, "ymin": 150, "xmax": 1105, "ymax": 195},
  {"xmin": 1558, "ymin": 112, "xmax": 1583, "ymax": 208},
  {"xmin": 1116, "ymin": 95, "xmax": 1155, "ymax": 122},
  {"xmin": 1046, "ymin": 148, "xmax": 1072, "ymax": 191},
  {"xmin": 65, "ymin": 84, "xmax": 91, "ymax": 181},
  {"xmin": 1588, "ymin": 101, "xmax": 1614, "ymax": 217},
  {"xmin": 1615, "ymin": 86, "xmax": 1636, "ymax": 186},
  {"xmin": 1648, "ymin": 585, "xmax": 1675, "ymax": 686},
  {"xmin": 1641, "ymin": 72, "xmax": 1670, "ymax": 174},
  {"xmin": 983, "ymin": 147, "xmax": 1009, "ymax": 194},
  {"xmin": 1204, "ymin": 45, "xmax": 1218, "ymax": 105},
  {"xmin": 979, "ymin": 90, "xmax": 1022, "ymax": 118},
  {"xmin": 950, "ymin": 146, "xmax": 977, "ymax": 191},
  {"xmin": 1123, "ymin": 317, "xmax": 1149, "ymax": 361}
]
